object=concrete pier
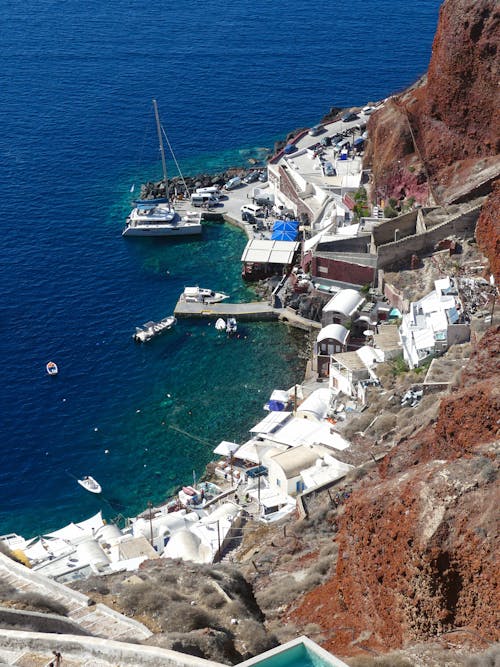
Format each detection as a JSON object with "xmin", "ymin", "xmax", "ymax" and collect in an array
[
  {"xmin": 173, "ymin": 300, "xmax": 321, "ymax": 331},
  {"xmin": 174, "ymin": 300, "xmax": 277, "ymax": 321}
]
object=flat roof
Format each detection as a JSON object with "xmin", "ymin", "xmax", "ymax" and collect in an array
[
  {"xmin": 270, "ymin": 445, "xmax": 325, "ymax": 478},
  {"xmin": 331, "ymin": 350, "xmax": 366, "ymax": 371},
  {"xmin": 241, "ymin": 240, "xmax": 300, "ymax": 265}
]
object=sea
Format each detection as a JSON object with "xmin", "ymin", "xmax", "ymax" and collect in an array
[{"xmin": 0, "ymin": 0, "xmax": 442, "ymax": 539}]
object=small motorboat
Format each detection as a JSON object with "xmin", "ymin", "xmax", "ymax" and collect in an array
[
  {"xmin": 46, "ymin": 361, "xmax": 58, "ymax": 376},
  {"xmin": 182, "ymin": 287, "xmax": 229, "ymax": 304},
  {"xmin": 133, "ymin": 315, "xmax": 176, "ymax": 343},
  {"xmin": 226, "ymin": 318, "xmax": 237, "ymax": 335},
  {"xmin": 77, "ymin": 476, "xmax": 102, "ymax": 494},
  {"xmin": 215, "ymin": 318, "xmax": 226, "ymax": 332}
]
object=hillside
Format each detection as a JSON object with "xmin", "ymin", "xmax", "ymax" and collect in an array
[{"xmin": 364, "ymin": 0, "xmax": 500, "ymax": 206}]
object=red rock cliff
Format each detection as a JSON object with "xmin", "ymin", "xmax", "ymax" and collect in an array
[
  {"xmin": 366, "ymin": 0, "xmax": 500, "ymax": 206},
  {"xmin": 292, "ymin": 327, "xmax": 500, "ymax": 655},
  {"xmin": 476, "ymin": 178, "xmax": 500, "ymax": 284}
]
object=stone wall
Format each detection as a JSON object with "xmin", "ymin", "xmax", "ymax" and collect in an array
[
  {"xmin": 0, "ymin": 607, "xmax": 90, "ymax": 636},
  {"xmin": 318, "ymin": 235, "xmax": 371, "ymax": 254},
  {"xmin": 383, "ymin": 281, "xmax": 409, "ymax": 313},
  {"xmin": 371, "ymin": 210, "xmax": 419, "ymax": 249},
  {"xmin": 376, "ymin": 206, "xmax": 479, "ymax": 269}
]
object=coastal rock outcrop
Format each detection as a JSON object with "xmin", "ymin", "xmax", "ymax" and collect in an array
[{"xmin": 365, "ymin": 0, "xmax": 500, "ymax": 206}]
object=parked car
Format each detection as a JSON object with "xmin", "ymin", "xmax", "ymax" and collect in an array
[
  {"xmin": 308, "ymin": 124, "xmax": 325, "ymax": 136},
  {"xmin": 320, "ymin": 136, "xmax": 332, "ymax": 147},
  {"xmin": 244, "ymin": 171, "xmax": 259, "ymax": 184},
  {"xmin": 341, "ymin": 111, "xmax": 359, "ymax": 123},
  {"xmin": 246, "ymin": 465, "xmax": 268, "ymax": 479},
  {"xmin": 323, "ymin": 161, "xmax": 336, "ymax": 177},
  {"xmin": 258, "ymin": 170, "xmax": 268, "ymax": 182},
  {"xmin": 224, "ymin": 176, "xmax": 242, "ymax": 190},
  {"xmin": 241, "ymin": 203, "xmax": 264, "ymax": 218}
]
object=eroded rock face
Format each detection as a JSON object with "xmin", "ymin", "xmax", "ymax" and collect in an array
[
  {"xmin": 291, "ymin": 327, "xmax": 499, "ymax": 655},
  {"xmin": 366, "ymin": 0, "xmax": 500, "ymax": 205},
  {"xmin": 476, "ymin": 179, "xmax": 500, "ymax": 284}
]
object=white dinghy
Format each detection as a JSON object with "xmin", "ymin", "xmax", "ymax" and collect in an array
[{"xmin": 77, "ymin": 476, "xmax": 102, "ymax": 494}]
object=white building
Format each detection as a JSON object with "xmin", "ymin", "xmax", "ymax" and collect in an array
[
  {"xmin": 329, "ymin": 345, "xmax": 383, "ymax": 401},
  {"xmin": 399, "ymin": 277, "xmax": 470, "ymax": 368},
  {"xmin": 266, "ymin": 117, "xmax": 367, "ymax": 229},
  {"xmin": 322, "ymin": 288, "xmax": 365, "ymax": 327},
  {"xmin": 265, "ymin": 444, "xmax": 353, "ymax": 498}
]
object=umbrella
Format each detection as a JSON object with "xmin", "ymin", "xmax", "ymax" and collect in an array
[
  {"xmin": 272, "ymin": 220, "xmax": 299, "ymax": 232},
  {"xmin": 271, "ymin": 228, "xmax": 298, "ymax": 241}
]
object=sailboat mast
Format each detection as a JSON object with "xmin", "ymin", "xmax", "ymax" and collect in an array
[{"xmin": 152, "ymin": 98, "xmax": 169, "ymax": 202}]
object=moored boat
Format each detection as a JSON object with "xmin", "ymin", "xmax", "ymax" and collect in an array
[
  {"xmin": 226, "ymin": 317, "xmax": 237, "ymax": 334},
  {"xmin": 77, "ymin": 476, "xmax": 102, "ymax": 494},
  {"xmin": 215, "ymin": 318, "xmax": 226, "ymax": 332},
  {"xmin": 182, "ymin": 287, "xmax": 229, "ymax": 304},
  {"xmin": 133, "ymin": 315, "xmax": 176, "ymax": 343},
  {"xmin": 122, "ymin": 99, "xmax": 202, "ymax": 238},
  {"xmin": 46, "ymin": 361, "xmax": 58, "ymax": 376}
]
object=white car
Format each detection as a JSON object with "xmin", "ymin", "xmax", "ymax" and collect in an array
[{"xmin": 241, "ymin": 204, "xmax": 263, "ymax": 217}]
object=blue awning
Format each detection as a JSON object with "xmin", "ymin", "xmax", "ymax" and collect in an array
[
  {"xmin": 272, "ymin": 220, "xmax": 299, "ymax": 232},
  {"xmin": 271, "ymin": 229, "xmax": 299, "ymax": 241},
  {"xmin": 266, "ymin": 400, "xmax": 285, "ymax": 412}
]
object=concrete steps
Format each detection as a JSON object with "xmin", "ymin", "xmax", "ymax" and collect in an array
[{"xmin": 0, "ymin": 553, "xmax": 152, "ymax": 643}]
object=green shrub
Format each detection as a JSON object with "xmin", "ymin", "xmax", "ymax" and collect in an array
[
  {"xmin": 373, "ymin": 414, "xmax": 397, "ymax": 437},
  {"xmin": 237, "ymin": 619, "xmax": 278, "ymax": 658},
  {"xmin": 160, "ymin": 601, "xmax": 216, "ymax": 633}
]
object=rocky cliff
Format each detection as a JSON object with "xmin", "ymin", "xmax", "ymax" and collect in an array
[
  {"xmin": 475, "ymin": 178, "xmax": 500, "ymax": 284},
  {"xmin": 292, "ymin": 327, "xmax": 499, "ymax": 656},
  {"xmin": 365, "ymin": 0, "xmax": 500, "ymax": 206}
]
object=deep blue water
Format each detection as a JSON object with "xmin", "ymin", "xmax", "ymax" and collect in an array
[{"xmin": 0, "ymin": 0, "xmax": 441, "ymax": 538}]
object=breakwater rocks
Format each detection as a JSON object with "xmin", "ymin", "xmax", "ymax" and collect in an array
[{"xmin": 139, "ymin": 167, "xmax": 267, "ymax": 201}]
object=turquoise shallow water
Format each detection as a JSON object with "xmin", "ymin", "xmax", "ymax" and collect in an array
[{"xmin": 0, "ymin": 0, "xmax": 441, "ymax": 538}]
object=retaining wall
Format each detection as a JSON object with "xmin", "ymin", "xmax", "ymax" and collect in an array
[
  {"xmin": 371, "ymin": 210, "xmax": 419, "ymax": 249},
  {"xmin": 0, "ymin": 607, "xmax": 90, "ymax": 636},
  {"xmin": 0, "ymin": 629, "xmax": 225, "ymax": 667},
  {"xmin": 376, "ymin": 207, "xmax": 480, "ymax": 269}
]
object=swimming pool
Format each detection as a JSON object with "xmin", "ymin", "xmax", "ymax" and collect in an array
[{"xmin": 238, "ymin": 637, "xmax": 349, "ymax": 667}]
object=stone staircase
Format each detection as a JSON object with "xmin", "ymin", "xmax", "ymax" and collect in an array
[{"xmin": 0, "ymin": 553, "xmax": 151, "ymax": 643}]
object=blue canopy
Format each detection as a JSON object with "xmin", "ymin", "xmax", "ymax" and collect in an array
[
  {"xmin": 272, "ymin": 220, "xmax": 299, "ymax": 232},
  {"xmin": 267, "ymin": 400, "xmax": 285, "ymax": 411},
  {"xmin": 271, "ymin": 228, "xmax": 298, "ymax": 241}
]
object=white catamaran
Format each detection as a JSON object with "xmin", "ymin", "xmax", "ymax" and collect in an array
[{"xmin": 122, "ymin": 99, "xmax": 202, "ymax": 237}]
